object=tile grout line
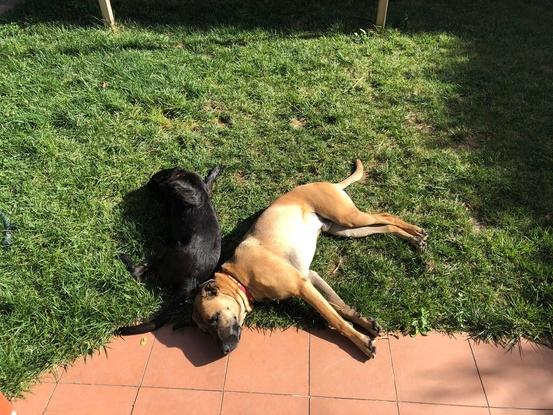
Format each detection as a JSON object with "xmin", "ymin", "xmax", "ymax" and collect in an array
[
  {"xmin": 397, "ymin": 400, "xmax": 491, "ymax": 409},
  {"xmin": 130, "ymin": 334, "xmax": 157, "ymax": 415},
  {"xmin": 218, "ymin": 354, "xmax": 230, "ymax": 415},
  {"xmin": 41, "ymin": 376, "xmax": 60, "ymax": 415},
  {"xmin": 307, "ymin": 329, "xmax": 311, "ymax": 415},
  {"xmin": 386, "ymin": 338, "xmax": 401, "ymax": 415},
  {"xmin": 468, "ymin": 339, "xmax": 491, "ymax": 413}
]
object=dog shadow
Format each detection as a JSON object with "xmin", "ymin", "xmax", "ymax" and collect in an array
[
  {"xmin": 153, "ymin": 324, "xmax": 370, "ymax": 367},
  {"xmin": 218, "ymin": 209, "xmax": 264, "ymax": 266},
  {"xmin": 153, "ymin": 324, "xmax": 226, "ymax": 367},
  {"xmin": 310, "ymin": 327, "xmax": 374, "ymax": 363},
  {"xmin": 116, "ymin": 185, "xmax": 168, "ymax": 262}
]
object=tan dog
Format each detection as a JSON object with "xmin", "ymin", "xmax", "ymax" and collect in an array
[{"xmin": 192, "ymin": 160, "xmax": 427, "ymax": 358}]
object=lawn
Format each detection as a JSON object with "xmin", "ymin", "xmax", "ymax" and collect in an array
[{"xmin": 1, "ymin": 0, "xmax": 552, "ymax": 398}]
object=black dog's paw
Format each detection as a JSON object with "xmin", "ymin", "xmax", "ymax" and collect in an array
[
  {"xmin": 205, "ymin": 166, "xmax": 223, "ymax": 196},
  {"xmin": 119, "ymin": 253, "xmax": 134, "ymax": 268}
]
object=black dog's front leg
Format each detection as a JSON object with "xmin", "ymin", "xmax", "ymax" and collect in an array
[{"xmin": 204, "ymin": 166, "xmax": 222, "ymax": 196}]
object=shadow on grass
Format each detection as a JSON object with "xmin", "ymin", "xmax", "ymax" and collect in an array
[
  {"xmin": 6, "ymin": 0, "xmax": 551, "ymax": 228},
  {"xmin": 116, "ymin": 185, "xmax": 168, "ymax": 264},
  {"xmin": 395, "ymin": 0, "xmax": 553, "ymax": 230},
  {"xmin": 2, "ymin": 0, "xmax": 378, "ymax": 31},
  {"xmin": 395, "ymin": 0, "xmax": 553, "ymax": 346}
]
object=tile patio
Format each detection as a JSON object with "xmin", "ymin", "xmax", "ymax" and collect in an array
[{"xmin": 9, "ymin": 328, "xmax": 553, "ymax": 415}]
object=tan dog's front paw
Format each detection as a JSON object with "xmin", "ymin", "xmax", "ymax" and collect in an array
[
  {"xmin": 366, "ymin": 338, "xmax": 377, "ymax": 359},
  {"xmin": 371, "ymin": 320, "xmax": 382, "ymax": 338},
  {"xmin": 358, "ymin": 316, "xmax": 381, "ymax": 339},
  {"xmin": 358, "ymin": 336, "xmax": 377, "ymax": 359}
]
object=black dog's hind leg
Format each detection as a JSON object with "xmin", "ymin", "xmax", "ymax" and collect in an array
[
  {"xmin": 171, "ymin": 302, "xmax": 194, "ymax": 331},
  {"xmin": 118, "ymin": 283, "xmax": 193, "ymax": 335},
  {"xmin": 204, "ymin": 166, "xmax": 222, "ymax": 196},
  {"xmin": 119, "ymin": 254, "xmax": 150, "ymax": 280}
]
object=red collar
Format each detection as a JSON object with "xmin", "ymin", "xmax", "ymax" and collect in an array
[{"xmin": 225, "ymin": 274, "xmax": 255, "ymax": 304}]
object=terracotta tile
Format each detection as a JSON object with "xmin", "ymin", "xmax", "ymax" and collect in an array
[
  {"xmin": 44, "ymin": 384, "xmax": 136, "ymax": 415},
  {"xmin": 311, "ymin": 397, "xmax": 398, "ymax": 415},
  {"xmin": 399, "ymin": 402, "xmax": 489, "ymax": 415},
  {"xmin": 225, "ymin": 328, "xmax": 309, "ymax": 395},
  {"xmin": 12, "ymin": 382, "xmax": 56, "ymax": 415},
  {"xmin": 309, "ymin": 329, "xmax": 396, "ymax": 400},
  {"xmin": 1, "ymin": 397, "xmax": 14, "ymax": 415},
  {"xmin": 490, "ymin": 409, "xmax": 553, "ymax": 415},
  {"xmin": 142, "ymin": 326, "xmax": 227, "ymax": 390},
  {"xmin": 0, "ymin": 393, "xmax": 14, "ymax": 415},
  {"xmin": 133, "ymin": 387, "xmax": 222, "ymax": 415},
  {"xmin": 60, "ymin": 333, "xmax": 154, "ymax": 386},
  {"xmin": 472, "ymin": 340, "xmax": 553, "ymax": 409},
  {"xmin": 390, "ymin": 333, "xmax": 487, "ymax": 406},
  {"xmin": 221, "ymin": 392, "xmax": 308, "ymax": 415}
]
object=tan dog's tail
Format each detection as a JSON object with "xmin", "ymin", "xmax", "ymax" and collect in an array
[{"xmin": 337, "ymin": 159, "xmax": 364, "ymax": 189}]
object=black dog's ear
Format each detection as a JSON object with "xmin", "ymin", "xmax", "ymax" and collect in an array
[
  {"xmin": 170, "ymin": 181, "xmax": 202, "ymax": 207},
  {"xmin": 148, "ymin": 168, "xmax": 177, "ymax": 202},
  {"xmin": 204, "ymin": 166, "xmax": 222, "ymax": 197},
  {"xmin": 200, "ymin": 280, "xmax": 219, "ymax": 298}
]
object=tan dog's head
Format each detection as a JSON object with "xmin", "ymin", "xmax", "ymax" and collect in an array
[{"xmin": 192, "ymin": 279, "xmax": 247, "ymax": 354}]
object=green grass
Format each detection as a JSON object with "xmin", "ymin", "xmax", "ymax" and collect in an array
[{"xmin": 1, "ymin": 0, "xmax": 552, "ymax": 398}]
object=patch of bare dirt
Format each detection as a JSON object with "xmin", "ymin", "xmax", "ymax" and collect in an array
[
  {"xmin": 405, "ymin": 112, "xmax": 433, "ymax": 133},
  {"xmin": 232, "ymin": 171, "xmax": 246, "ymax": 186},
  {"xmin": 214, "ymin": 114, "xmax": 232, "ymax": 128},
  {"xmin": 454, "ymin": 133, "xmax": 479, "ymax": 151},
  {"xmin": 290, "ymin": 117, "xmax": 306, "ymax": 130}
]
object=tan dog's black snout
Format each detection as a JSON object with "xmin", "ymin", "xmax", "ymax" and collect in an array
[{"xmin": 220, "ymin": 323, "xmax": 241, "ymax": 354}]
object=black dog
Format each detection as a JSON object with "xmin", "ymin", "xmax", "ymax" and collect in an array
[{"xmin": 118, "ymin": 166, "xmax": 222, "ymax": 335}]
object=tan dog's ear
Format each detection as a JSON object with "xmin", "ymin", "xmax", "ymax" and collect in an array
[{"xmin": 200, "ymin": 280, "xmax": 219, "ymax": 298}]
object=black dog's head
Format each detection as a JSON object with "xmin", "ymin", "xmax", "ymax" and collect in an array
[{"xmin": 148, "ymin": 167, "xmax": 207, "ymax": 207}]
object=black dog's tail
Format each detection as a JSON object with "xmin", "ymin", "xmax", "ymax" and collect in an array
[
  {"xmin": 117, "ymin": 253, "xmax": 171, "ymax": 335},
  {"xmin": 117, "ymin": 295, "xmax": 183, "ymax": 335}
]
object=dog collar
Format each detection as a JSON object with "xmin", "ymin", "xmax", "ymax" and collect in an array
[{"xmin": 226, "ymin": 274, "xmax": 255, "ymax": 304}]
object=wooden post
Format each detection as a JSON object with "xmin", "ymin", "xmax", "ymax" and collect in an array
[
  {"xmin": 375, "ymin": 0, "xmax": 389, "ymax": 28},
  {"xmin": 98, "ymin": 0, "xmax": 115, "ymax": 26}
]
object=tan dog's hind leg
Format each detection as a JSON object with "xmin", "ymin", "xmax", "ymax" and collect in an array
[
  {"xmin": 326, "ymin": 223, "xmax": 427, "ymax": 250},
  {"xmin": 328, "ymin": 209, "xmax": 427, "ymax": 245},
  {"xmin": 308, "ymin": 271, "xmax": 380, "ymax": 339},
  {"xmin": 299, "ymin": 182, "xmax": 427, "ymax": 249},
  {"xmin": 299, "ymin": 279, "xmax": 376, "ymax": 358}
]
